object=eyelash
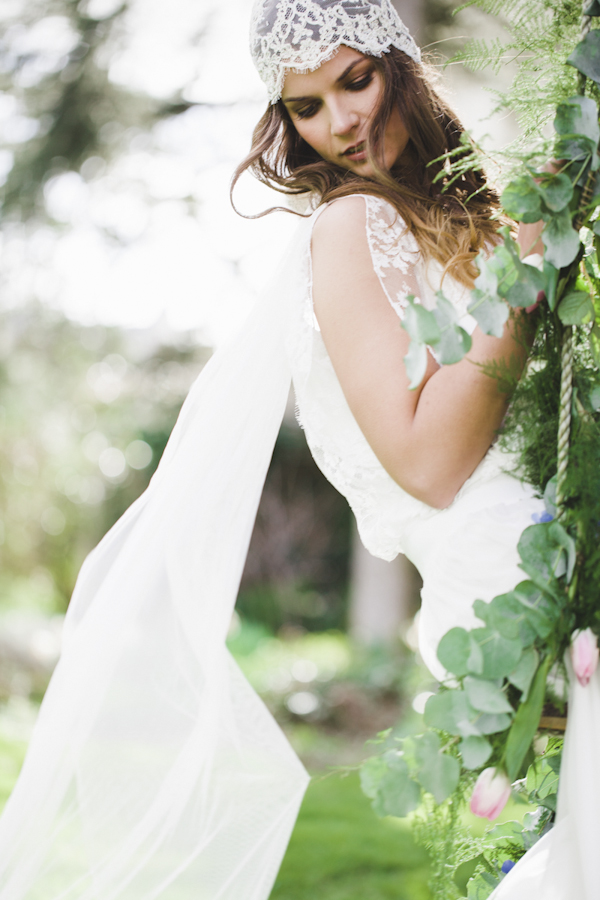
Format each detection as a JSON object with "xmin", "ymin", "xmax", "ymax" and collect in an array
[{"xmin": 294, "ymin": 73, "xmax": 374, "ymax": 119}]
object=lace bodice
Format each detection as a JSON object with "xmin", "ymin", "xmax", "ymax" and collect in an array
[{"xmin": 288, "ymin": 193, "xmax": 511, "ymax": 561}]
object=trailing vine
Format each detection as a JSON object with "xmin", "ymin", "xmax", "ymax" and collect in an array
[{"xmin": 360, "ymin": 1, "xmax": 600, "ymax": 896}]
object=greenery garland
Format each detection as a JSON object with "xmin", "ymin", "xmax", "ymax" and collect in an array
[{"xmin": 360, "ymin": 1, "xmax": 600, "ymax": 896}]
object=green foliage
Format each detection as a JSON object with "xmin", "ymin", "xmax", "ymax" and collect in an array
[{"xmin": 0, "ymin": 302, "xmax": 205, "ymax": 614}]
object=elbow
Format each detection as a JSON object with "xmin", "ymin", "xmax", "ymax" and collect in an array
[{"xmin": 391, "ymin": 468, "xmax": 460, "ymax": 510}]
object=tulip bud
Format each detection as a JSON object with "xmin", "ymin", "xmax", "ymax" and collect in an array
[
  {"xmin": 469, "ymin": 767, "xmax": 511, "ymax": 820},
  {"xmin": 571, "ymin": 628, "xmax": 599, "ymax": 687}
]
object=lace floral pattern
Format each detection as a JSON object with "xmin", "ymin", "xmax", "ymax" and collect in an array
[
  {"xmin": 250, "ymin": 0, "xmax": 420, "ymax": 103},
  {"xmin": 288, "ymin": 194, "xmax": 509, "ymax": 561}
]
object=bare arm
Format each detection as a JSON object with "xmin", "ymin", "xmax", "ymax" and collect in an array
[{"xmin": 311, "ymin": 196, "xmax": 531, "ymax": 509}]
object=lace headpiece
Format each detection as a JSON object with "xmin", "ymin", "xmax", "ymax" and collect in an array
[{"xmin": 250, "ymin": 0, "xmax": 421, "ymax": 104}]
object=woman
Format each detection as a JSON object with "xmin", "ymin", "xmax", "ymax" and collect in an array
[{"xmin": 0, "ymin": 2, "xmax": 570, "ymax": 899}]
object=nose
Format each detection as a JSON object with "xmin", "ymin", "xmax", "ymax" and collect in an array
[{"xmin": 329, "ymin": 100, "xmax": 359, "ymax": 137}]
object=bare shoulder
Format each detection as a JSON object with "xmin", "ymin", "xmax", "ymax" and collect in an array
[{"xmin": 311, "ymin": 195, "xmax": 369, "ymax": 249}]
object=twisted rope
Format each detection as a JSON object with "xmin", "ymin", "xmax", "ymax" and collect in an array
[{"xmin": 556, "ymin": 326, "xmax": 575, "ymax": 518}]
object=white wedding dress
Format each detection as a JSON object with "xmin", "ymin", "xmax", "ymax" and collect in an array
[{"xmin": 0, "ymin": 192, "xmax": 596, "ymax": 899}]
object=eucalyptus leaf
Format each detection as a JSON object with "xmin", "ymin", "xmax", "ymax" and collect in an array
[
  {"xmin": 508, "ymin": 647, "xmax": 539, "ymax": 700},
  {"xmin": 359, "ymin": 755, "xmax": 387, "ymax": 799},
  {"xmin": 472, "ymin": 628, "xmax": 522, "ymax": 679},
  {"xmin": 518, "ymin": 522, "xmax": 571, "ymax": 584},
  {"xmin": 436, "ymin": 324, "xmax": 472, "ymax": 364},
  {"xmin": 413, "ymin": 732, "xmax": 460, "ymax": 803},
  {"xmin": 554, "ymin": 95, "xmax": 600, "ymax": 144},
  {"xmin": 505, "ymin": 656, "xmax": 551, "ymax": 781},
  {"xmin": 476, "ymin": 711, "xmax": 513, "ymax": 735},
  {"xmin": 377, "ymin": 754, "xmax": 422, "ymax": 818},
  {"xmin": 402, "ymin": 299, "xmax": 441, "ymax": 344},
  {"xmin": 501, "ymin": 176, "xmax": 543, "ymax": 223},
  {"xmin": 567, "ymin": 31, "xmax": 600, "ymax": 86},
  {"xmin": 584, "ymin": 0, "xmax": 600, "ymax": 15},
  {"xmin": 464, "ymin": 676, "xmax": 514, "ymax": 714},
  {"xmin": 542, "ymin": 208, "xmax": 581, "ymax": 269},
  {"xmin": 423, "ymin": 690, "xmax": 480, "ymax": 738},
  {"xmin": 473, "ymin": 593, "xmax": 537, "ymax": 645},
  {"xmin": 437, "ymin": 627, "xmax": 483, "ymax": 676},
  {"xmin": 557, "ymin": 289, "xmax": 595, "ymax": 324},
  {"xmin": 536, "ymin": 173, "xmax": 574, "ymax": 212},
  {"xmin": 403, "ymin": 340, "xmax": 428, "ymax": 390},
  {"xmin": 468, "ymin": 290, "xmax": 509, "ymax": 337},
  {"xmin": 459, "ymin": 735, "xmax": 493, "ymax": 770}
]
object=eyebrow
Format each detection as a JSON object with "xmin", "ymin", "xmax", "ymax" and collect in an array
[{"xmin": 281, "ymin": 59, "xmax": 367, "ymax": 104}]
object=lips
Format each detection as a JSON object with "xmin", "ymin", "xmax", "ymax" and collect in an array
[{"xmin": 342, "ymin": 141, "xmax": 366, "ymax": 159}]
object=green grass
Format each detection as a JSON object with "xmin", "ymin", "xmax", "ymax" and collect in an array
[{"xmin": 271, "ymin": 772, "xmax": 430, "ymax": 900}]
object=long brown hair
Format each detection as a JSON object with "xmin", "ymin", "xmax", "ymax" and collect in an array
[{"xmin": 231, "ymin": 47, "xmax": 505, "ymax": 287}]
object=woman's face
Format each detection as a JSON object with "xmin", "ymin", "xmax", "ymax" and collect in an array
[{"xmin": 281, "ymin": 46, "xmax": 409, "ymax": 176}]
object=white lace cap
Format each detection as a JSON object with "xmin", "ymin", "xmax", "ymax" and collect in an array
[{"xmin": 250, "ymin": 0, "xmax": 421, "ymax": 104}]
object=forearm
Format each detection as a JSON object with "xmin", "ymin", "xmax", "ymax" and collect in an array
[{"xmin": 391, "ymin": 316, "xmax": 530, "ymax": 508}]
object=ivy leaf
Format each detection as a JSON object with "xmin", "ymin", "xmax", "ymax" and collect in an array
[
  {"xmin": 471, "ymin": 628, "xmax": 522, "ymax": 679},
  {"xmin": 567, "ymin": 31, "xmax": 600, "ymax": 86},
  {"xmin": 468, "ymin": 289, "xmax": 509, "ymax": 337},
  {"xmin": 536, "ymin": 173, "xmax": 574, "ymax": 212},
  {"xmin": 376, "ymin": 753, "xmax": 421, "ymax": 818},
  {"xmin": 505, "ymin": 656, "xmax": 551, "ymax": 781},
  {"xmin": 557, "ymin": 289, "xmax": 595, "ymax": 324},
  {"xmin": 459, "ymin": 735, "xmax": 493, "ymax": 770},
  {"xmin": 508, "ymin": 647, "xmax": 539, "ymax": 701},
  {"xmin": 413, "ymin": 732, "xmax": 460, "ymax": 803},
  {"xmin": 464, "ymin": 676, "xmax": 513, "ymax": 714},
  {"xmin": 437, "ymin": 627, "xmax": 483, "ymax": 676},
  {"xmin": 424, "ymin": 690, "xmax": 481, "ymax": 738},
  {"xmin": 403, "ymin": 340, "xmax": 428, "ymax": 390},
  {"xmin": 360, "ymin": 756, "xmax": 387, "ymax": 799},
  {"xmin": 501, "ymin": 176, "xmax": 544, "ymax": 223},
  {"xmin": 542, "ymin": 209, "xmax": 581, "ymax": 268}
]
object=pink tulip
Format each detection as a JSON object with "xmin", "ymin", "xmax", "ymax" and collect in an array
[
  {"xmin": 571, "ymin": 628, "xmax": 599, "ymax": 687},
  {"xmin": 470, "ymin": 768, "xmax": 511, "ymax": 820}
]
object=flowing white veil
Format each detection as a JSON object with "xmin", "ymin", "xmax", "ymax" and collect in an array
[{"xmin": 0, "ymin": 216, "xmax": 314, "ymax": 899}]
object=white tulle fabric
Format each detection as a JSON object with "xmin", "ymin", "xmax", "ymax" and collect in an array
[
  {"xmin": 250, "ymin": 0, "xmax": 421, "ymax": 103},
  {"xmin": 0, "ymin": 220, "xmax": 314, "ymax": 900}
]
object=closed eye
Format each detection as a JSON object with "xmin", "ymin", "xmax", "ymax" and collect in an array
[
  {"xmin": 294, "ymin": 102, "xmax": 321, "ymax": 120},
  {"xmin": 346, "ymin": 74, "xmax": 373, "ymax": 92}
]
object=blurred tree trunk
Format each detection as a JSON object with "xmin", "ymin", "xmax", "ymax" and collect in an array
[
  {"xmin": 349, "ymin": 0, "xmax": 425, "ymax": 647},
  {"xmin": 348, "ymin": 523, "xmax": 422, "ymax": 645}
]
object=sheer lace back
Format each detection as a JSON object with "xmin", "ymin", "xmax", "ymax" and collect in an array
[{"xmin": 288, "ymin": 193, "xmax": 508, "ymax": 560}]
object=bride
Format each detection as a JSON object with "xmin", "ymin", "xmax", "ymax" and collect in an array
[{"xmin": 0, "ymin": 1, "xmax": 590, "ymax": 898}]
